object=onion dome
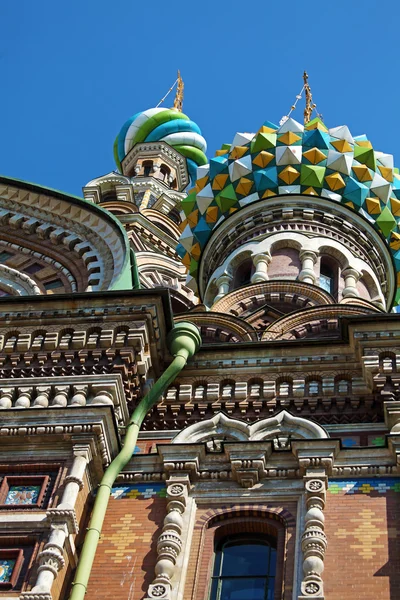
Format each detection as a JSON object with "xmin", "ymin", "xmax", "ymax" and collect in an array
[
  {"xmin": 176, "ymin": 116, "xmax": 400, "ymax": 304},
  {"xmin": 114, "ymin": 108, "xmax": 207, "ymax": 183}
]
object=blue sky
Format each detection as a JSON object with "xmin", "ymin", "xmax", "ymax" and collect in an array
[{"xmin": 1, "ymin": 0, "xmax": 399, "ymax": 197}]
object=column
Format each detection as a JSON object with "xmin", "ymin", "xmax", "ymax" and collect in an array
[
  {"xmin": 342, "ymin": 267, "xmax": 361, "ymax": 299},
  {"xmin": 145, "ymin": 478, "xmax": 189, "ymax": 600},
  {"xmin": 251, "ymin": 252, "xmax": 272, "ymax": 283},
  {"xmin": 299, "ymin": 250, "xmax": 318, "ymax": 285},
  {"xmin": 299, "ymin": 474, "xmax": 327, "ymax": 600},
  {"xmin": 213, "ymin": 274, "xmax": 232, "ymax": 303},
  {"xmin": 20, "ymin": 449, "xmax": 89, "ymax": 600}
]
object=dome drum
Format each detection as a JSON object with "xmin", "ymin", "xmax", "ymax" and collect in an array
[{"xmin": 201, "ymin": 196, "xmax": 391, "ymax": 310}]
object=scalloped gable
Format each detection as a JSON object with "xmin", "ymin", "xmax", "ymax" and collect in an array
[{"xmin": 172, "ymin": 410, "xmax": 328, "ymax": 444}]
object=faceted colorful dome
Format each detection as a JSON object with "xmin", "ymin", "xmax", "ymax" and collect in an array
[
  {"xmin": 114, "ymin": 107, "xmax": 208, "ymax": 183},
  {"xmin": 176, "ymin": 116, "xmax": 400, "ymax": 304}
]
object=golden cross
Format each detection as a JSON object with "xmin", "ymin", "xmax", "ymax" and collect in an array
[
  {"xmin": 173, "ymin": 70, "xmax": 184, "ymax": 112},
  {"xmin": 303, "ymin": 71, "xmax": 317, "ymax": 125}
]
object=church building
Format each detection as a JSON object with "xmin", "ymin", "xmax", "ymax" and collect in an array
[{"xmin": 0, "ymin": 73, "xmax": 399, "ymax": 600}]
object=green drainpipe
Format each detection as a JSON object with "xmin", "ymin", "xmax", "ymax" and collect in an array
[
  {"xmin": 69, "ymin": 321, "xmax": 201, "ymax": 600},
  {"xmin": 130, "ymin": 248, "xmax": 141, "ymax": 290}
]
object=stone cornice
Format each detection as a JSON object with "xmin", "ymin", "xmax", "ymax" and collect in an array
[
  {"xmin": 117, "ymin": 436, "xmax": 400, "ymax": 485},
  {"xmin": 0, "ymin": 405, "xmax": 120, "ymax": 471}
]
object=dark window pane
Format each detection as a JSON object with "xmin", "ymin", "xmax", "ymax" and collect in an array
[
  {"xmin": 269, "ymin": 548, "xmax": 277, "ymax": 575},
  {"xmin": 267, "ymin": 577, "xmax": 275, "ymax": 600},
  {"xmin": 219, "ymin": 577, "xmax": 266, "ymax": 600},
  {"xmin": 221, "ymin": 542, "xmax": 270, "ymax": 577},
  {"xmin": 319, "ymin": 273, "xmax": 332, "ymax": 293},
  {"xmin": 44, "ymin": 279, "xmax": 63, "ymax": 290},
  {"xmin": 25, "ymin": 262, "xmax": 43, "ymax": 274},
  {"xmin": 0, "ymin": 251, "xmax": 13, "ymax": 262}
]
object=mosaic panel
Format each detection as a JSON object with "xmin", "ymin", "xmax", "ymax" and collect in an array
[
  {"xmin": 328, "ymin": 478, "xmax": 400, "ymax": 494},
  {"xmin": 0, "ymin": 558, "xmax": 15, "ymax": 583},
  {"xmin": 110, "ymin": 483, "xmax": 166, "ymax": 500},
  {"xmin": 5, "ymin": 485, "xmax": 41, "ymax": 505},
  {"xmin": 368, "ymin": 435, "xmax": 386, "ymax": 447},
  {"xmin": 340, "ymin": 436, "xmax": 360, "ymax": 448}
]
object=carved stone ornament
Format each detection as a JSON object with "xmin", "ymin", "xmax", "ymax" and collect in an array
[
  {"xmin": 147, "ymin": 583, "xmax": 169, "ymax": 598},
  {"xmin": 306, "ymin": 479, "xmax": 324, "ymax": 493},
  {"xmin": 168, "ymin": 484, "xmax": 184, "ymax": 496}
]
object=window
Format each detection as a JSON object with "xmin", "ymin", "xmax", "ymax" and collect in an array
[
  {"xmin": 320, "ymin": 265, "xmax": 333, "ymax": 294},
  {"xmin": 337, "ymin": 379, "xmax": 350, "ymax": 394},
  {"xmin": 143, "ymin": 161, "xmax": 153, "ymax": 177},
  {"xmin": 159, "ymin": 164, "xmax": 171, "ymax": 183},
  {"xmin": 307, "ymin": 380, "xmax": 321, "ymax": 396},
  {"xmin": 44, "ymin": 279, "xmax": 63, "ymax": 291},
  {"xmin": 277, "ymin": 380, "xmax": 292, "ymax": 397},
  {"xmin": 319, "ymin": 257, "xmax": 339, "ymax": 299},
  {"xmin": 210, "ymin": 535, "xmax": 276, "ymax": 600},
  {"xmin": 0, "ymin": 476, "xmax": 49, "ymax": 508},
  {"xmin": 233, "ymin": 259, "xmax": 253, "ymax": 288},
  {"xmin": 0, "ymin": 549, "xmax": 23, "ymax": 590}
]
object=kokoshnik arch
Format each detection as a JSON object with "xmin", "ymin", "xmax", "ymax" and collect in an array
[{"xmin": 1, "ymin": 74, "xmax": 400, "ymax": 600}]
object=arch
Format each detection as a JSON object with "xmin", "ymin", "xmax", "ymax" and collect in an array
[
  {"xmin": 142, "ymin": 160, "xmax": 153, "ymax": 177},
  {"xmin": 248, "ymin": 378, "xmax": 264, "ymax": 399},
  {"xmin": 249, "ymin": 410, "xmax": 328, "ymax": 441},
  {"xmin": 276, "ymin": 377, "xmax": 293, "ymax": 397},
  {"xmin": 379, "ymin": 351, "xmax": 396, "ymax": 373},
  {"xmin": 192, "ymin": 506, "xmax": 295, "ymax": 600},
  {"xmin": 30, "ymin": 329, "xmax": 47, "ymax": 350},
  {"xmin": 220, "ymin": 380, "xmax": 235, "ymax": 400},
  {"xmin": 158, "ymin": 163, "xmax": 171, "ymax": 183},
  {"xmin": 58, "ymin": 328, "xmax": 74, "ymax": 349},
  {"xmin": 334, "ymin": 376, "xmax": 351, "ymax": 395},
  {"xmin": 305, "ymin": 376, "xmax": 322, "ymax": 396},
  {"xmin": 232, "ymin": 257, "xmax": 254, "ymax": 289},
  {"xmin": 193, "ymin": 382, "xmax": 208, "ymax": 401},
  {"xmin": 172, "ymin": 410, "xmax": 328, "ymax": 443}
]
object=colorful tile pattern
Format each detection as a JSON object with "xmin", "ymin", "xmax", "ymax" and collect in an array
[
  {"xmin": 328, "ymin": 478, "xmax": 400, "ymax": 494},
  {"xmin": 176, "ymin": 116, "xmax": 400, "ymax": 304},
  {"xmin": 368, "ymin": 435, "xmax": 386, "ymax": 447},
  {"xmin": 114, "ymin": 108, "xmax": 207, "ymax": 183},
  {"xmin": 110, "ymin": 483, "xmax": 166, "ymax": 500},
  {"xmin": 0, "ymin": 558, "xmax": 15, "ymax": 583},
  {"xmin": 340, "ymin": 436, "xmax": 360, "ymax": 448},
  {"xmin": 5, "ymin": 485, "xmax": 40, "ymax": 505}
]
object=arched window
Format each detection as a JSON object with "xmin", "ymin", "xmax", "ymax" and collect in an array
[
  {"xmin": 380, "ymin": 353, "xmax": 396, "ymax": 373},
  {"xmin": 210, "ymin": 534, "xmax": 276, "ymax": 600},
  {"xmin": 336, "ymin": 379, "xmax": 351, "ymax": 395},
  {"xmin": 143, "ymin": 161, "xmax": 153, "ymax": 177},
  {"xmin": 159, "ymin": 164, "xmax": 171, "ymax": 183},
  {"xmin": 277, "ymin": 380, "xmax": 292, "ymax": 397},
  {"xmin": 233, "ymin": 258, "xmax": 254, "ymax": 289},
  {"xmin": 319, "ymin": 256, "xmax": 339, "ymax": 299},
  {"xmin": 194, "ymin": 384, "xmax": 206, "ymax": 401},
  {"xmin": 307, "ymin": 379, "xmax": 321, "ymax": 396}
]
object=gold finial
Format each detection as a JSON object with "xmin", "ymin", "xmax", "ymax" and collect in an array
[
  {"xmin": 279, "ymin": 72, "xmax": 322, "ymax": 127},
  {"xmin": 303, "ymin": 71, "xmax": 316, "ymax": 124},
  {"xmin": 173, "ymin": 70, "xmax": 184, "ymax": 112},
  {"xmin": 156, "ymin": 71, "xmax": 184, "ymax": 111}
]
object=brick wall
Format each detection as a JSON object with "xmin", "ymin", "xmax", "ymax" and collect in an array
[
  {"xmin": 268, "ymin": 248, "xmax": 301, "ymax": 280},
  {"xmin": 324, "ymin": 479, "xmax": 400, "ymax": 599},
  {"xmin": 85, "ymin": 484, "xmax": 166, "ymax": 600}
]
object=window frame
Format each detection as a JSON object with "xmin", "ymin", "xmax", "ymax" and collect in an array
[
  {"xmin": 0, "ymin": 475, "xmax": 49, "ymax": 509},
  {"xmin": 209, "ymin": 533, "xmax": 277, "ymax": 600},
  {"xmin": 0, "ymin": 548, "xmax": 24, "ymax": 590}
]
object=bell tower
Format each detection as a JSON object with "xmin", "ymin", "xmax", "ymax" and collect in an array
[{"xmin": 83, "ymin": 73, "xmax": 208, "ymax": 313}]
